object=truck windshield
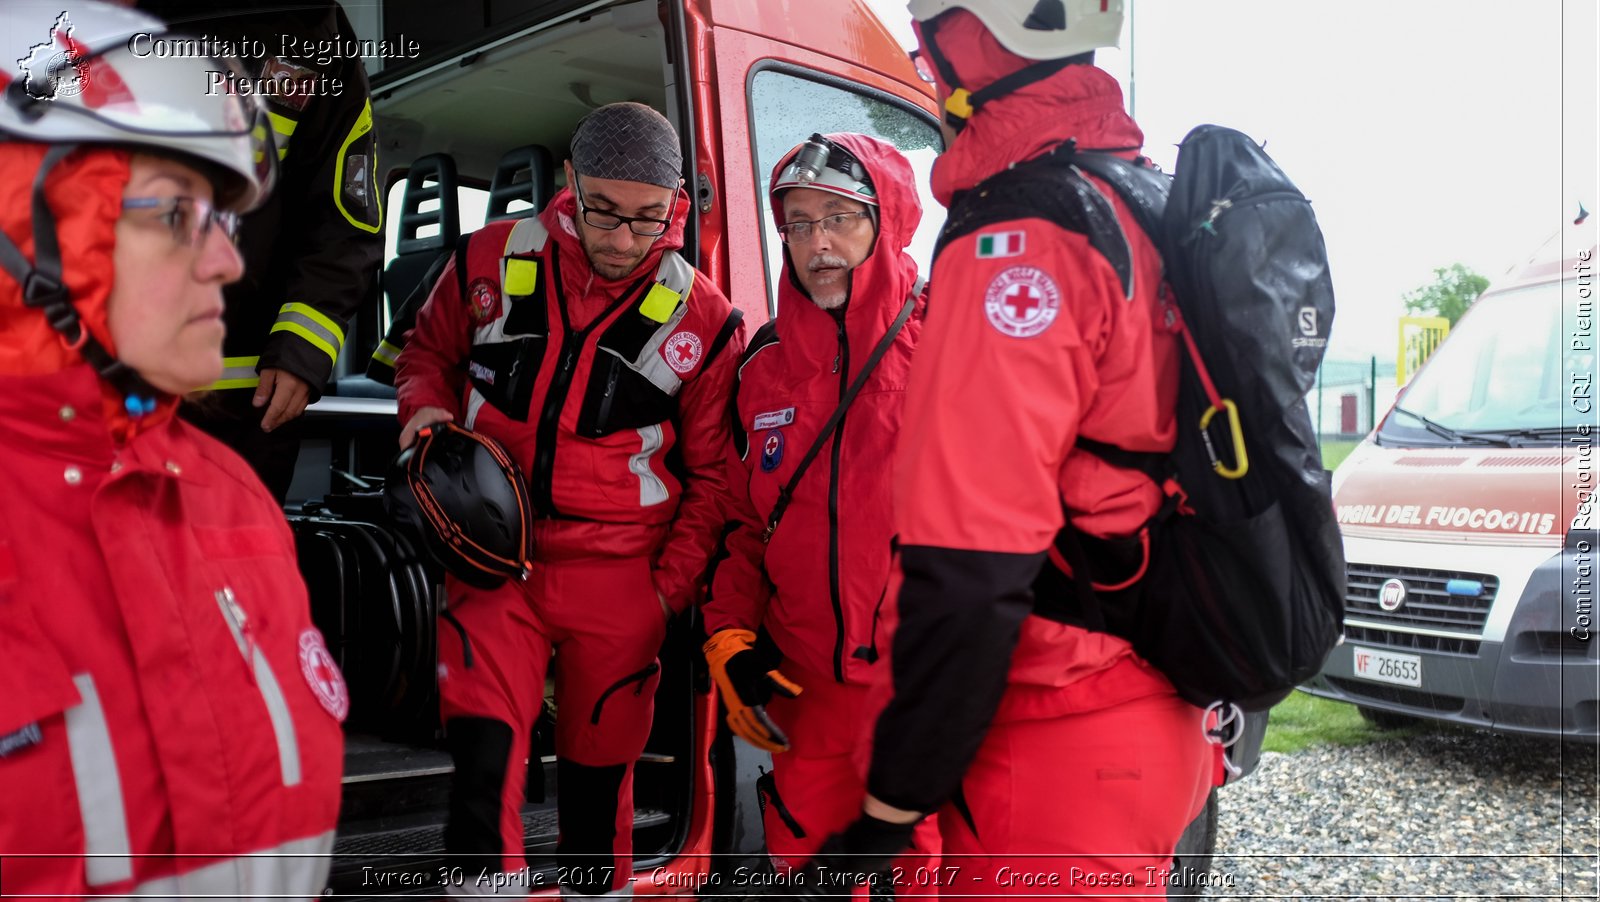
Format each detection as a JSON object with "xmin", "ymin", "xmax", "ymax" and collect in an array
[{"xmin": 1382, "ymin": 281, "xmax": 1585, "ymax": 443}]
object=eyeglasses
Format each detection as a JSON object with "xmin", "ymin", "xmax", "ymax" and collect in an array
[
  {"xmin": 121, "ymin": 196, "xmax": 240, "ymax": 247},
  {"xmin": 573, "ymin": 178, "xmax": 676, "ymax": 237},
  {"xmin": 908, "ymin": 49, "xmax": 936, "ymax": 83},
  {"xmin": 776, "ymin": 210, "xmax": 873, "ymax": 243}
]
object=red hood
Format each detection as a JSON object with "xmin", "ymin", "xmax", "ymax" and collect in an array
[
  {"xmin": 768, "ymin": 133, "xmax": 924, "ymax": 339},
  {"xmin": 916, "ymin": 10, "xmax": 1143, "ymax": 204},
  {"xmin": 0, "ymin": 143, "xmax": 174, "ymax": 441},
  {"xmin": 541, "ymin": 182, "xmax": 691, "ymax": 291}
]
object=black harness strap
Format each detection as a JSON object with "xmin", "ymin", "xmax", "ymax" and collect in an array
[{"xmin": 761, "ymin": 290, "xmax": 917, "ymax": 544}]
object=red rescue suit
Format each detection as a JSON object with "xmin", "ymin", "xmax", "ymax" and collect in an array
[
  {"xmin": 0, "ymin": 146, "xmax": 346, "ymax": 901},
  {"xmin": 866, "ymin": 19, "xmax": 1213, "ymax": 901},
  {"xmin": 396, "ymin": 188, "xmax": 740, "ymax": 894},
  {"xmin": 706, "ymin": 134, "xmax": 938, "ymax": 874}
]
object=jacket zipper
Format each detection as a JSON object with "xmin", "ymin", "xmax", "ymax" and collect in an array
[
  {"xmin": 531, "ymin": 252, "xmax": 649, "ymax": 515},
  {"xmin": 828, "ymin": 316, "xmax": 850, "ymax": 683},
  {"xmin": 593, "ymin": 359, "xmax": 620, "ymax": 436},
  {"xmin": 590, "ymin": 661, "xmax": 661, "ymax": 724},
  {"xmin": 856, "ymin": 580, "xmax": 890, "ymax": 665},
  {"xmin": 214, "ymin": 587, "xmax": 302, "ymax": 787}
]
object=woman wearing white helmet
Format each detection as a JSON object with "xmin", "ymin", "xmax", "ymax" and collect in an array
[{"xmin": 0, "ymin": 4, "xmax": 345, "ymax": 898}]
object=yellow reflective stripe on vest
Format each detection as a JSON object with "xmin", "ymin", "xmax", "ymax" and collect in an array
[
  {"xmin": 333, "ymin": 99, "xmax": 382, "ymax": 233},
  {"xmin": 268, "ymin": 111, "xmax": 297, "ymax": 160},
  {"xmin": 201, "ymin": 355, "xmax": 262, "ymax": 391},
  {"xmin": 271, "ymin": 303, "xmax": 346, "ymax": 366},
  {"xmin": 372, "ymin": 339, "xmax": 402, "ymax": 368},
  {"xmin": 252, "ymin": 122, "xmax": 270, "ymax": 165}
]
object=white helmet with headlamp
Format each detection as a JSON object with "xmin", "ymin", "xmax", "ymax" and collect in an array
[{"xmin": 773, "ymin": 133, "xmax": 879, "ymax": 208}]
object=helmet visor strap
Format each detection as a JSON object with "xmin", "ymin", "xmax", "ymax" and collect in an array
[{"xmin": 2, "ymin": 142, "xmax": 163, "ymax": 414}]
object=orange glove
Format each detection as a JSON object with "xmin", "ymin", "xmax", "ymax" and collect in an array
[{"xmin": 703, "ymin": 629, "xmax": 803, "ymax": 753}]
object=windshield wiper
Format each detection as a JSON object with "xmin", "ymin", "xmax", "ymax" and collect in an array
[
  {"xmin": 1390, "ymin": 406, "xmax": 1515, "ymax": 446},
  {"xmin": 1464, "ymin": 425, "xmax": 1588, "ymax": 441}
]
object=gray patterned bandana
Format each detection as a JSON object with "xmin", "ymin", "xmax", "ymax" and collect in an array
[{"xmin": 569, "ymin": 102, "xmax": 683, "ymax": 189}]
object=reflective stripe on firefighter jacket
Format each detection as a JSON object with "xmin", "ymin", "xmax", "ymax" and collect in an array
[{"xmin": 164, "ymin": 0, "xmax": 382, "ymax": 395}]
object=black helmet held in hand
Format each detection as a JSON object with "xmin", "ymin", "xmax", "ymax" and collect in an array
[{"xmin": 385, "ymin": 422, "xmax": 534, "ymax": 589}]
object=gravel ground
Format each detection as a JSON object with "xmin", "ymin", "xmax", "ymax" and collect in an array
[{"xmin": 1209, "ymin": 728, "xmax": 1599, "ymax": 900}]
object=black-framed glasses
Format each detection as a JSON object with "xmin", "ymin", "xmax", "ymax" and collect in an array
[
  {"xmin": 121, "ymin": 196, "xmax": 240, "ymax": 247},
  {"xmin": 573, "ymin": 177, "xmax": 677, "ymax": 237},
  {"xmin": 908, "ymin": 49, "xmax": 936, "ymax": 83},
  {"xmin": 776, "ymin": 210, "xmax": 873, "ymax": 243}
]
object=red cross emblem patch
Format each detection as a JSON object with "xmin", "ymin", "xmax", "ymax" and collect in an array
[
  {"xmin": 664, "ymin": 330, "xmax": 703, "ymax": 374},
  {"xmin": 983, "ymin": 266, "xmax": 1061, "ymax": 338},
  {"xmin": 467, "ymin": 277, "xmax": 501, "ymax": 324},
  {"xmin": 298, "ymin": 629, "xmax": 349, "ymax": 722}
]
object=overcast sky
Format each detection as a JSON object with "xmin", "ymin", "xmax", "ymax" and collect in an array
[{"xmin": 864, "ymin": 0, "xmax": 1598, "ymax": 363}]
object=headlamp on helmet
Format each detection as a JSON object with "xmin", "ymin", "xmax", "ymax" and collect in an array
[{"xmin": 773, "ymin": 134, "xmax": 878, "ymax": 207}]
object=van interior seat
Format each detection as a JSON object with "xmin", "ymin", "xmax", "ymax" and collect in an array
[
  {"xmin": 330, "ymin": 146, "xmax": 554, "ymax": 401},
  {"xmin": 331, "ymin": 154, "xmax": 460, "ymax": 400},
  {"xmin": 486, "ymin": 145, "xmax": 555, "ymax": 223},
  {"xmin": 383, "ymin": 153, "xmax": 462, "ymax": 338}
]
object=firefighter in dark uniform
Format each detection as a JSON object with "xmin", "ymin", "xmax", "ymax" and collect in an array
[{"xmin": 141, "ymin": 0, "xmax": 383, "ymax": 501}]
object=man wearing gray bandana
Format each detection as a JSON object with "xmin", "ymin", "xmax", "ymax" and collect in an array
[{"xmin": 396, "ymin": 102, "xmax": 744, "ymax": 898}]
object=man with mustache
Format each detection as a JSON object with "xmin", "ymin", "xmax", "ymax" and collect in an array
[
  {"xmin": 703, "ymin": 133, "xmax": 937, "ymax": 880},
  {"xmin": 395, "ymin": 102, "xmax": 743, "ymax": 897}
]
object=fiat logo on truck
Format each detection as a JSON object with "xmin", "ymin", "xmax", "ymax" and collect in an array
[{"xmin": 1378, "ymin": 578, "xmax": 1408, "ymax": 612}]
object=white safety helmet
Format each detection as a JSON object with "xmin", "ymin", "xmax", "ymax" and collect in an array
[
  {"xmin": 907, "ymin": 0, "xmax": 1125, "ymax": 60},
  {"xmin": 0, "ymin": 1, "xmax": 274, "ymax": 212},
  {"xmin": 773, "ymin": 133, "xmax": 878, "ymax": 207}
]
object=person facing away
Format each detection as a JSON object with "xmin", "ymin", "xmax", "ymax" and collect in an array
[
  {"xmin": 702, "ymin": 132, "xmax": 939, "ymax": 878},
  {"xmin": 136, "ymin": 0, "xmax": 384, "ymax": 504},
  {"xmin": 763, "ymin": 3, "xmax": 1218, "ymax": 900},
  {"xmin": 393, "ymin": 101, "xmax": 744, "ymax": 897},
  {"xmin": 0, "ymin": 3, "xmax": 346, "ymax": 898}
]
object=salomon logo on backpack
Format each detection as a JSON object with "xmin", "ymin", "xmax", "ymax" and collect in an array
[{"xmin": 945, "ymin": 125, "xmax": 1347, "ymax": 714}]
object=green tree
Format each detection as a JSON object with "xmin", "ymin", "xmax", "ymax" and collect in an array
[{"xmin": 1403, "ymin": 263, "xmax": 1489, "ymax": 326}]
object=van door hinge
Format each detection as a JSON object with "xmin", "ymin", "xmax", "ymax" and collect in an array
[{"xmin": 697, "ymin": 172, "xmax": 714, "ymax": 213}]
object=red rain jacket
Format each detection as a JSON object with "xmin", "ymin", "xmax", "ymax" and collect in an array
[
  {"xmin": 396, "ymin": 188, "xmax": 741, "ymax": 610},
  {"xmin": 706, "ymin": 134, "xmax": 925, "ymax": 686},
  {"xmin": 867, "ymin": 18, "xmax": 1186, "ymax": 814},
  {"xmin": 0, "ymin": 145, "xmax": 345, "ymax": 900}
]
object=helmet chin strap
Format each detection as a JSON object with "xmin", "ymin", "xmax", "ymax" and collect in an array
[
  {"xmin": 921, "ymin": 14, "xmax": 1084, "ymax": 134},
  {"xmin": 0, "ymin": 142, "xmax": 162, "ymax": 416}
]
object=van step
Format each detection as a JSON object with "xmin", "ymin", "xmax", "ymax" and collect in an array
[
  {"xmin": 343, "ymin": 735, "xmax": 452, "ymax": 784},
  {"xmin": 327, "ymin": 807, "xmax": 673, "ymax": 895},
  {"xmin": 335, "ymin": 806, "xmax": 672, "ymax": 857},
  {"xmin": 342, "ymin": 735, "xmax": 676, "ymax": 784}
]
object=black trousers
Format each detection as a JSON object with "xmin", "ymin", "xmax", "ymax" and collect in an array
[{"xmin": 180, "ymin": 390, "xmax": 304, "ymax": 504}]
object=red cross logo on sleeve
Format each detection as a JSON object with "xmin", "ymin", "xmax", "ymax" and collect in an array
[
  {"xmin": 664, "ymin": 330, "xmax": 703, "ymax": 374},
  {"xmin": 1004, "ymin": 284, "xmax": 1043, "ymax": 321},
  {"xmin": 299, "ymin": 629, "xmax": 349, "ymax": 721},
  {"xmin": 983, "ymin": 266, "xmax": 1062, "ymax": 338}
]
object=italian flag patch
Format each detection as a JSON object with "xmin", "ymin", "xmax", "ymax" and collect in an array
[{"xmin": 976, "ymin": 231, "xmax": 1025, "ymax": 258}]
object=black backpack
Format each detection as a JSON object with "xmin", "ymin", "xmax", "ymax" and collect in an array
[{"xmin": 940, "ymin": 124, "xmax": 1346, "ymax": 713}]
